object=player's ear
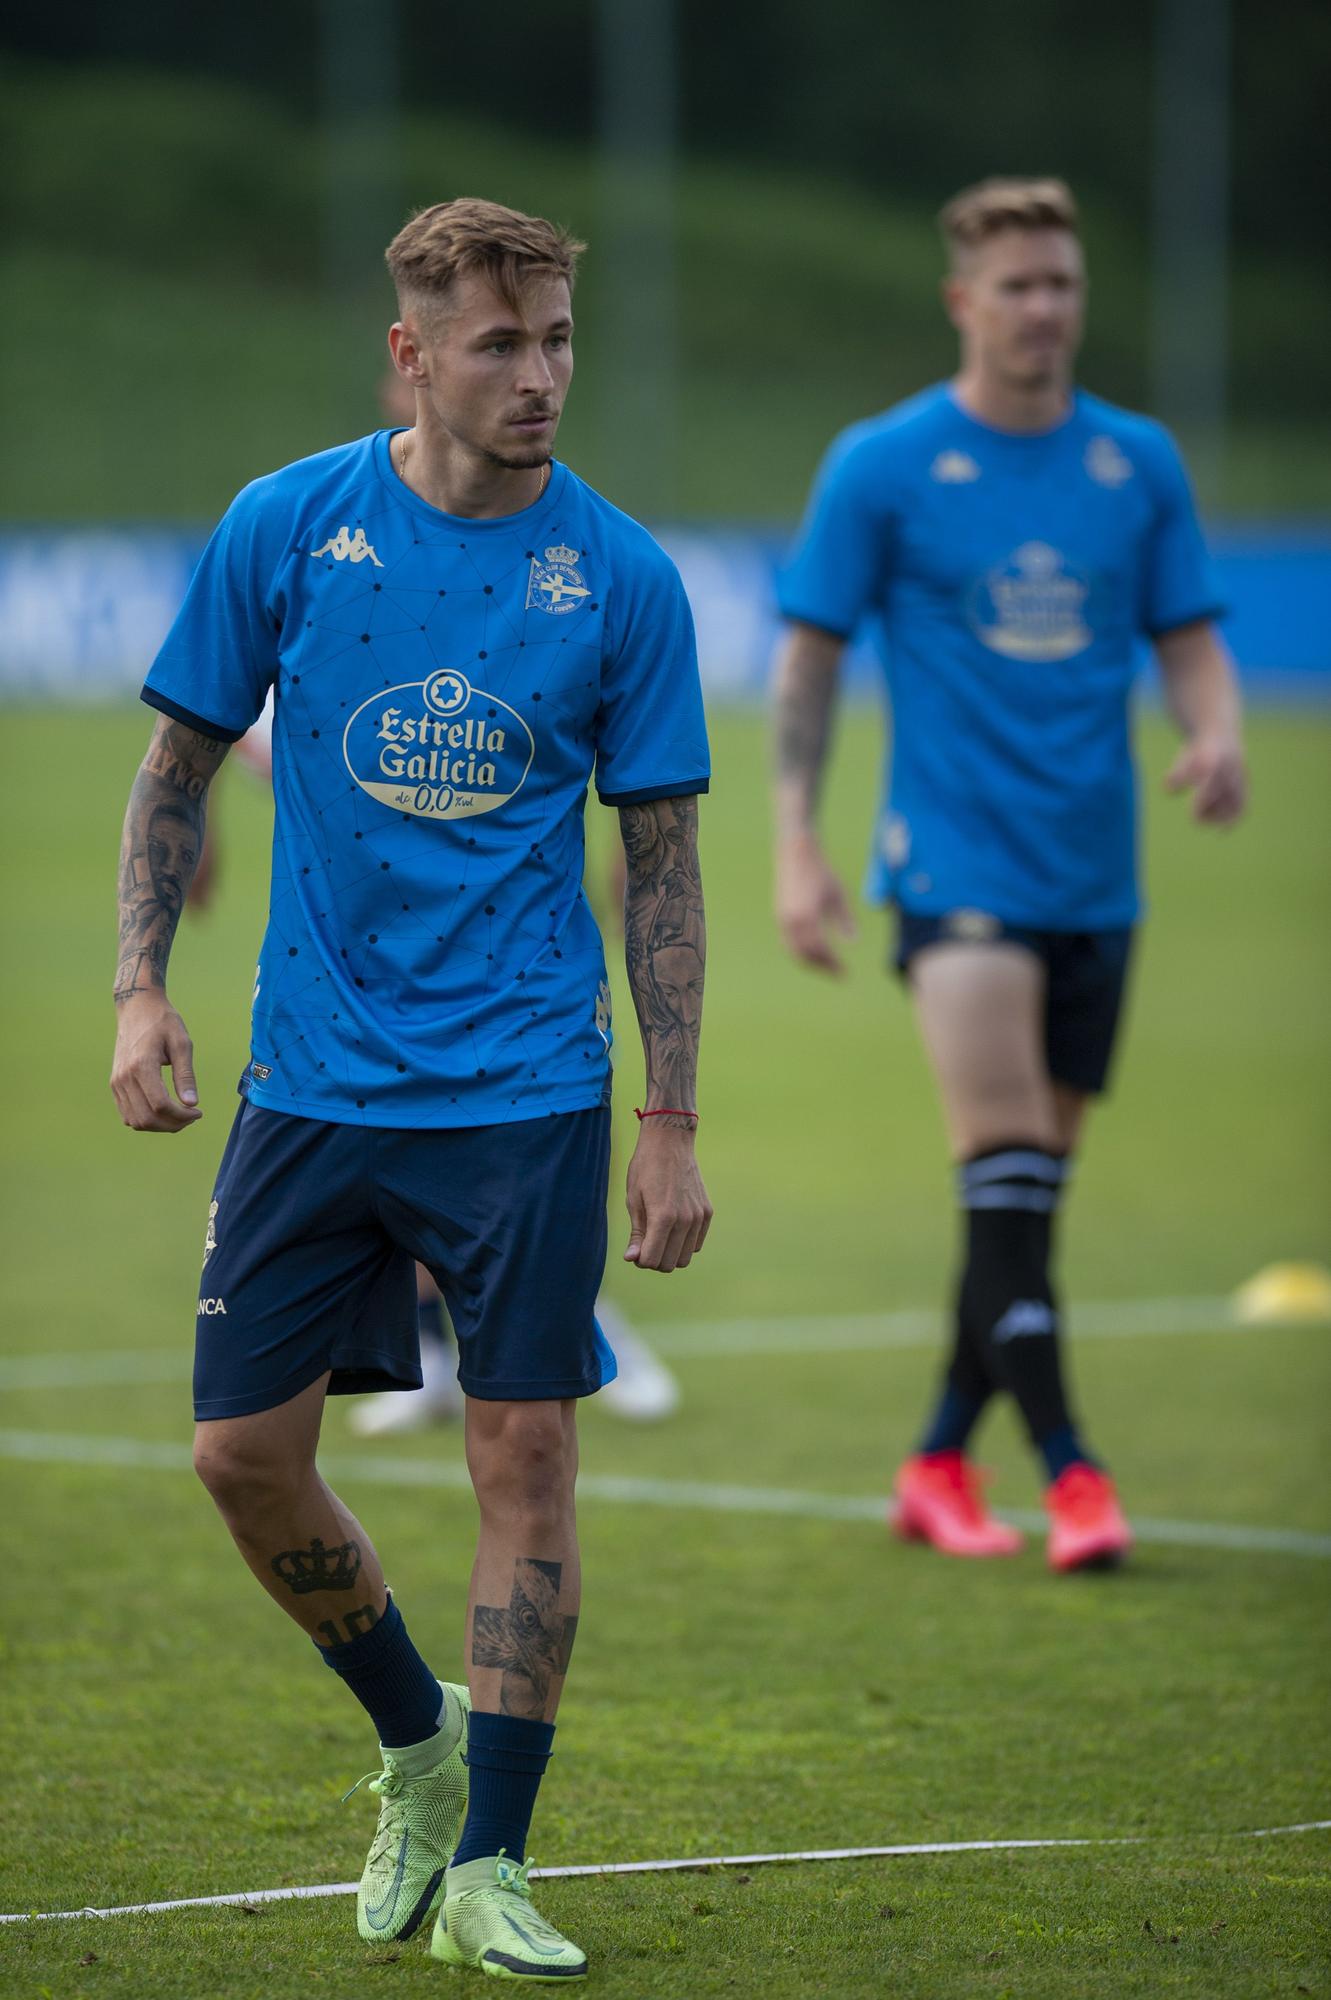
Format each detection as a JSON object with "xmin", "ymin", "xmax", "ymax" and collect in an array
[
  {"xmin": 940, "ymin": 276, "xmax": 968, "ymax": 334},
  {"xmin": 388, "ymin": 320, "xmax": 428, "ymax": 385}
]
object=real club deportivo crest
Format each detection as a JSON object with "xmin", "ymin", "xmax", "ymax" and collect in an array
[
  {"xmin": 526, "ymin": 544, "xmax": 590, "ymax": 615},
  {"xmin": 311, "ymin": 525, "xmax": 384, "ymax": 566},
  {"xmin": 1084, "ymin": 436, "xmax": 1134, "ymax": 489}
]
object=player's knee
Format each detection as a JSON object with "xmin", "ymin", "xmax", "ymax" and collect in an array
[
  {"xmin": 470, "ymin": 1402, "xmax": 575, "ymax": 1519},
  {"xmin": 192, "ymin": 1424, "xmax": 307, "ymax": 1521}
]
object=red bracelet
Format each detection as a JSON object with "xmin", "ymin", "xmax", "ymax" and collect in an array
[{"xmin": 634, "ymin": 1107, "xmax": 699, "ymax": 1122}]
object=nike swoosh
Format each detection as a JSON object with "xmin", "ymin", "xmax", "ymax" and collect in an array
[
  {"xmin": 363, "ymin": 1832, "xmax": 408, "ymax": 1930},
  {"xmin": 500, "ymin": 1907, "xmax": 568, "ymax": 1959}
]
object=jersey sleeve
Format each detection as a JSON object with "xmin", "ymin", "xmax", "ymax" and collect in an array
[
  {"xmin": 594, "ymin": 544, "xmax": 711, "ymax": 807},
  {"xmin": 141, "ymin": 479, "xmax": 283, "ymax": 740},
  {"xmin": 1138, "ymin": 426, "xmax": 1226, "ymax": 637},
  {"xmin": 777, "ymin": 426, "xmax": 895, "ymax": 637}
]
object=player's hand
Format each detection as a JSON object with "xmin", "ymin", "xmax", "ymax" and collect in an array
[
  {"xmin": 1164, "ymin": 733, "xmax": 1248, "ymax": 825},
  {"xmin": 110, "ymin": 991, "xmax": 203, "ymax": 1132},
  {"xmin": 623, "ymin": 1124, "xmax": 713, "ymax": 1272},
  {"xmin": 775, "ymin": 832, "xmax": 857, "ymax": 974}
]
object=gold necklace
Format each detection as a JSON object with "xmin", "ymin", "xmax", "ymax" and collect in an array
[{"xmin": 397, "ymin": 431, "xmax": 550, "ymax": 503}]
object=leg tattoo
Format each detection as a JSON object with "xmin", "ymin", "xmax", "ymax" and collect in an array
[
  {"xmin": 472, "ymin": 1559, "xmax": 578, "ymax": 1718},
  {"xmin": 269, "ymin": 1536, "xmax": 363, "ymax": 1593}
]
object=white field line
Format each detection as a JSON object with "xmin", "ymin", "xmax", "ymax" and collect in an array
[
  {"xmin": 0, "ymin": 1291, "xmax": 1318, "ymax": 1392},
  {"xmin": 3, "ymin": 1820, "xmax": 1327, "ymax": 1925},
  {"xmin": 2, "ymin": 1426, "xmax": 1330, "ymax": 1560}
]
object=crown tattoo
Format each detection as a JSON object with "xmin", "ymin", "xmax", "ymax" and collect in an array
[{"xmin": 270, "ymin": 1537, "xmax": 362, "ymax": 1594}]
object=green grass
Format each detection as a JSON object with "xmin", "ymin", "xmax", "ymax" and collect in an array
[{"xmin": 1, "ymin": 706, "xmax": 1329, "ymax": 1997}]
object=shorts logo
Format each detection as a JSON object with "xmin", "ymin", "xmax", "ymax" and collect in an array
[
  {"xmin": 197, "ymin": 1297, "xmax": 228, "ymax": 1316},
  {"xmin": 931, "ymin": 449, "xmax": 981, "ymax": 483},
  {"xmin": 968, "ymin": 542, "xmax": 1092, "ymax": 662},
  {"xmin": 526, "ymin": 543, "xmax": 590, "ymax": 615},
  {"xmin": 202, "ymin": 1199, "xmax": 219, "ymax": 1267},
  {"xmin": 1084, "ymin": 436, "xmax": 1134, "ymax": 488},
  {"xmin": 944, "ymin": 908, "xmax": 1001, "ymax": 942},
  {"xmin": 311, "ymin": 525, "xmax": 383, "ymax": 566},
  {"xmin": 992, "ymin": 1299, "xmax": 1056, "ymax": 1342},
  {"xmin": 344, "ymin": 669, "xmax": 535, "ymax": 823}
]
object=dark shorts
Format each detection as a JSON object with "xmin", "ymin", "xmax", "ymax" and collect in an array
[
  {"xmin": 194, "ymin": 1099, "xmax": 615, "ymax": 1420},
  {"xmin": 893, "ymin": 909, "xmax": 1136, "ymax": 1095}
]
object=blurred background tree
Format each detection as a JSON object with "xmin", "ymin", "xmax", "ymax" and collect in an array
[{"xmin": 3, "ymin": 0, "xmax": 1327, "ymax": 520}]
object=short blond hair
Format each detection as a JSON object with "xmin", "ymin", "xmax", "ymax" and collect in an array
[
  {"xmin": 939, "ymin": 177, "xmax": 1078, "ymax": 265},
  {"xmin": 385, "ymin": 197, "xmax": 585, "ymax": 321}
]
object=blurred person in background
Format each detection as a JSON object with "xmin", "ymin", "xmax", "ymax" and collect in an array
[
  {"xmin": 772, "ymin": 177, "xmax": 1245, "ymax": 1572},
  {"xmin": 203, "ymin": 371, "xmax": 682, "ymax": 1435},
  {"xmin": 112, "ymin": 197, "xmax": 712, "ymax": 1982}
]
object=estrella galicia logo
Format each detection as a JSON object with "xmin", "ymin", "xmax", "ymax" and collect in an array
[
  {"xmin": 525, "ymin": 543, "xmax": 590, "ymax": 615},
  {"xmin": 967, "ymin": 542, "xmax": 1092, "ymax": 662},
  {"xmin": 343, "ymin": 668, "xmax": 535, "ymax": 822}
]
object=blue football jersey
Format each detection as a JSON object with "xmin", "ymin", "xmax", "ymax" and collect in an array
[
  {"xmin": 144, "ymin": 433, "xmax": 710, "ymax": 1128},
  {"xmin": 779, "ymin": 385, "xmax": 1223, "ymax": 927}
]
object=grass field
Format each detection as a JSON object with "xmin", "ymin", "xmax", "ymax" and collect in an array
[{"xmin": 1, "ymin": 705, "xmax": 1329, "ymax": 1998}]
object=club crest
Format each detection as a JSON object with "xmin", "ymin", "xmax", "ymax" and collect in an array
[
  {"xmin": 526, "ymin": 544, "xmax": 591, "ymax": 616},
  {"xmin": 202, "ymin": 1199, "xmax": 219, "ymax": 1267}
]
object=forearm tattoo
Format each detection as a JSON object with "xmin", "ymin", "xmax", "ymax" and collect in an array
[
  {"xmin": 114, "ymin": 716, "xmax": 227, "ymax": 1003},
  {"xmin": 619, "ymin": 795, "xmax": 705, "ymax": 1114},
  {"xmin": 472, "ymin": 1558, "xmax": 578, "ymax": 1719},
  {"xmin": 774, "ymin": 652, "xmax": 838, "ymax": 817}
]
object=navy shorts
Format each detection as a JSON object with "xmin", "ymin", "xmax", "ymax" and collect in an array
[
  {"xmin": 893, "ymin": 909, "xmax": 1136, "ymax": 1095},
  {"xmin": 194, "ymin": 1098, "xmax": 615, "ymax": 1420}
]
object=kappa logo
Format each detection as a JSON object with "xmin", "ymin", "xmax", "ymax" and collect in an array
[
  {"xmin": 311, "ymin": 525, "xmax": 383, "ymax": 567},
  {"xmin": 197, "ymin": 1297, "xmax": 228, "ymax": 1316},
  {"xmin": 202, "ymin": 1199, "xmax": 219, "ymax": 1267},
  {"xmin": 992, "ymin": 1299, "xmax": 1056, "ymax": 1343},
  {"xmin": 526, "ymin": 543, "xmax": 590, "ymax": 615},
  {"xmin": 931, "ymin": 449, "xmax": 982, "ymax": 484}
]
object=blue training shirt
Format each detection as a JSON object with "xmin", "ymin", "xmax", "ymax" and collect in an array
[
  {"xmin": 778, "ymin": 384, "xmax": 1223, "ymax": 928},
  {"xmin": 143, "ymin": 432, "xmax": 710, "ymax": 1129}
]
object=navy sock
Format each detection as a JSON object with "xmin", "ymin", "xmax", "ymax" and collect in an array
[
  {"xmin": 1038, "ymin": 1422, "xmax": 1097, "ymax": 1482},
  {"xmin": 314, "ymin": 1596, "xmax": 444, "ymax": 1748},
  {"xmin": 453, "ymin": 1712, "xmax": 555, "ymax": 1866},
  {"xmin": 919, "ymin": 1383, "xmax": 988, "ymax": 1455}
]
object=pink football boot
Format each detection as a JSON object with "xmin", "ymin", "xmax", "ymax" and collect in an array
[
  {"xmin": 891, "ymin": 1450, "xmax": 1024, "ymax": 1557},
  {"xmin": 1045, "ymin": 1463, "xmax": 1133, "ymax": 1572}
]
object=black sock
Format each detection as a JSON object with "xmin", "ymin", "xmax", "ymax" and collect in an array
[
  {"xmin": 959, "ymin": 1143, "xmax": 1092, "ymax": 1477},
  {"xmin": 918, "ymin": 1258, "xmax": 997, "ymax": 1453}
]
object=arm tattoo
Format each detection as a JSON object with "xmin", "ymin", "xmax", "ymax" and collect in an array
[
  {"xmin": 114, "ymin": 716, "xmax": 228, "ymax": 1003},
  {"xmin": 774, "ymin": 651, "xmax": 838, "ymax": 822},
  {"xmin": 472, "ymin": 1558, "xmax": 578, "ymax": 1719},
  {"xmin": 618, "ymin": 795, "xmax": 705, "ymax": 1115}
]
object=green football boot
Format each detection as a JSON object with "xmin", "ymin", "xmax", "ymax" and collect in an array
[
  {"xmin": 347, "ymin": 1682, "xmax": 471, "ymax": 1943},
  {"xmin": 430, "ymin": 1853, "xmax": 587, "ymax": 1981}
]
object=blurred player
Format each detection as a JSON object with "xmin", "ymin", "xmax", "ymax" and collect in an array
[
  {"xmin": 112, "ymin": 198, "xmax": 712, "ymax": 1980},
  {"xmin": 773, "ymin": 178, "xmax": 1245, "ymax": 1572}
]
